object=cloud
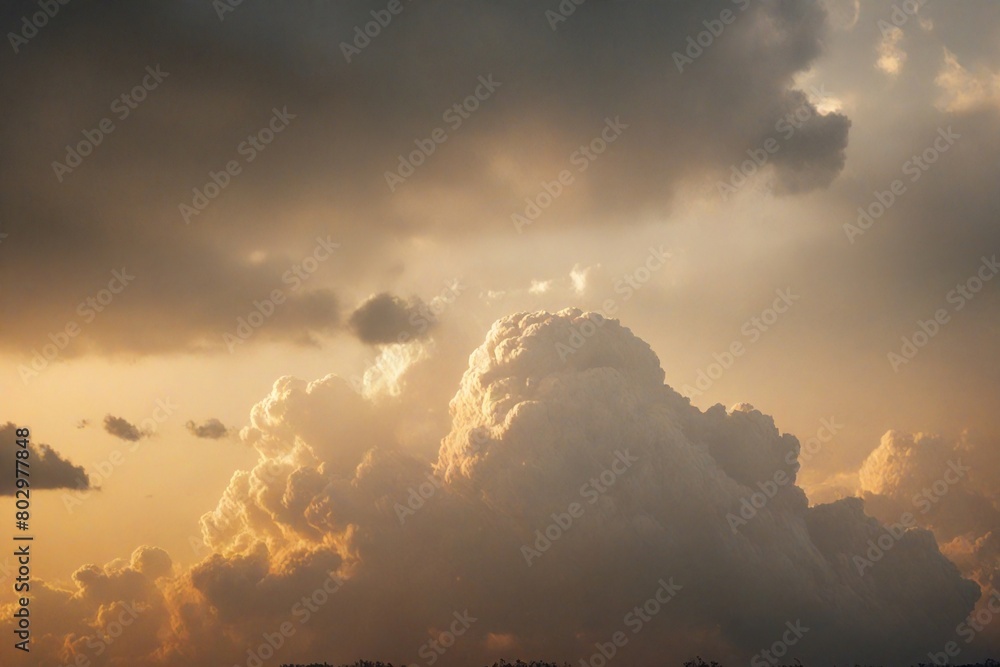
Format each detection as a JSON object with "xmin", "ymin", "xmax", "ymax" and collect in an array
[
  {"xmin": 0, "ymin": 546, "xmax": 174, "ymax": 664},
  {"xmin": 348, "ymin": 293, "xmax": 437, "ymax": 345},
  {"xmin": 0, "ymin": 0, "xmax": 850, "ymax": 358},
  {"xmin": 194, "ymin": 310, "xmax": 985, "ymax": 663},
  {"xmin": 186, "ymin": 418, "xmax": 229, "ymax": 440},
  {"xmin": 877, "ymin": 25, "xmax": 907, "ymax": 75},
  {"xmin": 936, "ymin": 48, "xmax": 1000, "ymax": 112},
  {"xmin": 0, "ymin": 423, "xmax": 90, "ymax": 496},
  {"xmin": 5, "ymin": 310, "xmax": 986, "ymax": 666},
  {"xmin": 820, "ymin": 0, "xmax": 860, "ymax": 30},
  {"xmin": 858, "ymin": 430, "xmax": 1000, "ymax": 610},
  {"xmin": 766, "ymin": 90, "xmax": 852, "ymax": 195},
  {"xmin": 859, "ymin": 430, "xmax": 1000, "ymax": 541},
  {"xmin": 103, "ymin": 414, "xmax": 144, "ymax": 442}
]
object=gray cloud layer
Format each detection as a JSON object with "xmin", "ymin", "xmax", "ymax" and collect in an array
[{"xmin": 0, "ymin": 0, "xmax": 849, "ymax": 356}]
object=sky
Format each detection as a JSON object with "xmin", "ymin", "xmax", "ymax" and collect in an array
[{"xmin": 1, "ymin": 0, "xmax": 1000, "ymax": 665}]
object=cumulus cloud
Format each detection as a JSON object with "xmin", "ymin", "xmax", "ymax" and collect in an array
[
  {"xmin": 104, "ymin": 415, "xmax": 144, "ymax": 442},
  {"xmin": 0, "ymin": 546, "xmax": 174, "ymax": 664},
  {"xmin": 186, "ymin": 418, "xmax": 229, "ymax": 440},
  {"xmin": 859, "ymin": 430, "xmax": 1000, "ymax": 540},
  {"xmin": 348, "ymin": 293, "xmax": 437, "ymax": 345},
  {"xmin": 0, "ymin": 423, "xmax": 90, "ymax": 496},
  {"xmin": 3, "ymin": 311, "xmax": 986, "ymax": 666},
  {"xmin": 858, "ymin": 430, "xmax": 1000, "ymax": 615}
]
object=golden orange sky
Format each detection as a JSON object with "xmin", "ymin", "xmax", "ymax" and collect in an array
[{"xmin": 2, "ymin": 1, "xmax": 1000, "ymax": 666}]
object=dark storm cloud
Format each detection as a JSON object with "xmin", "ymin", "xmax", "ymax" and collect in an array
[
  {"xmin": 0, "ymin": 422, "xmax": 90, "ymax": 495},
  {"xmin": 103, "ymin": 414, "xmax": 143, "ymax": 442},
  {"xmin": 348, "ymin": 293, "xmax": 436, "ymax": 345},
  {"xmin": 186, "ymin": 418, "xmax": 229, "ymax": 440},
  {"xmin": 0, "ymin": 0, "xmax": 849, "ymax": 357}
]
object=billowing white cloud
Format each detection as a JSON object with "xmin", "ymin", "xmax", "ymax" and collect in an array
[{"xmin": 2, "ymin": 310, "xmax": 984, "ymax": 667}]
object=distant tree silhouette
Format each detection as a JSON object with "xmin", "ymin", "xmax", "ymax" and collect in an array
[
  {"xmin": 280, "ymin": 659, "xmax": 1000, "ymax": 667},
  {"xmin": 684, "ymin": 656, "xmax": 722, "ymax": 667}
]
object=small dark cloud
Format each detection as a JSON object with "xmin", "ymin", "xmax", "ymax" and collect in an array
[
  {"xmin": 769, "ymin": 94, "xmax": 852, "ymax": 195},
  {"xmin": 348, "ymin": 293, "xmax": 436, "ymax": 345},
  {"xmin": 103, "ymin": 414, "xmax": 143, "ymax": 442},
  {"xmin": 0, "ymin": 423, "xmax": 90, "ymax": 495},
  {"xmin": 186, "ymin": 418, "xmax": 229, "ymax": 440},
  {"xmin": 76, "ymin": 419, "xmax": 89, "ymax": 429}
]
